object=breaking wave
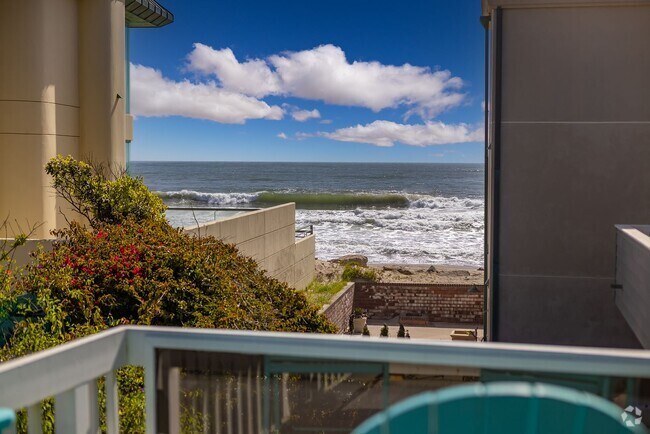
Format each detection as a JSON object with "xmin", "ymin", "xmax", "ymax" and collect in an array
[{"xmin": 157, "ymin": 190, "xmax": 483, "ymax": 210}]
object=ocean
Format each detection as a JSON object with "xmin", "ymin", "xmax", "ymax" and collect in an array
[{"xmin": 130, "ymin": 162, "xmax": 484, "ymax": 267}]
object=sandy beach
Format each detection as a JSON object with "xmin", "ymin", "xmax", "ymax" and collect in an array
[{"xmin": 315, "ymin": 259, "xmax": 484, "ymax": 285}]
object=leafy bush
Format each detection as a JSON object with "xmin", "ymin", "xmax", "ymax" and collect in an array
[
  {"xmin": 380, "ymin": 324, "xmax": 389, "ymax": 337},
  {"xmin": 1, "ymin": 156, "xmax": 335, "ymax": 433},
  {"xmin": 2, "ymin": 220, "xmax": 335, "ymax": 353},
  {"xmin": 362, "ymin": 325, "xmax": 370, "ymax": 336},
  {"xmin": 302, "ymin": 280, "xmax": 348, "ymax": 308},
  {"xmin": 341, "ymin": 264, "xmax": 380, "ymax": 282},
  {"xmin": 397, "ymin": 323, "xmax": 406, "ymax": 338},
  {"xmin": 45, "ymin": 155, "xmax": 166, "ymax": 226}
]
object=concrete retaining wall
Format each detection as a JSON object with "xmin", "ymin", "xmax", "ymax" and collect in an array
[
  {"xmin": 319, "ymin": 283, "xmax": 355, "ymax": 333},
  {"xmin": 0, "ymin": 239, "xmax": 55, "ymax": 269},
  {"xmin": 354, "ymin": 282, "xmax": 484, "ymax": 325},
  {"xmin": 185, "ymin": 203, "xmax": 315, "ymax": 290}
]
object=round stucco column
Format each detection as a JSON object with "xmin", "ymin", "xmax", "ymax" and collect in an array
[
  {"xmin": 0, "ymin": 0, "xmax": 80, "ymax": 238},
  {"xmin": 79, "ymin": 0, "xmax": 127, "ymax": 171}
]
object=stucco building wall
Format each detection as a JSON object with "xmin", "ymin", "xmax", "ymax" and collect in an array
[
  {"xmin": 0, "ymin": 0, "xmax": 131, "ymax": 239},
  {"xmin": 484, "ymin": 0, "xmax": 649, "ymax": 347}
]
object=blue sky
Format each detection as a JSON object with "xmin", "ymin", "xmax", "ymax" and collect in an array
[{"xmin": 129, "ymin": 0, "xmax": 485, "ymax": 163}]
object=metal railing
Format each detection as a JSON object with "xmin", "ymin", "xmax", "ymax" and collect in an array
[
  {"xmin": 0, "ymin": 326, "xmax": 650, "ymax": 433},
  {"xmin": 166, "ymin": 207, "xmax": 261, "ymax": 212},
  {"xmin": 295, "ymin": 224, "xmax": 314, "ymax": 238}
]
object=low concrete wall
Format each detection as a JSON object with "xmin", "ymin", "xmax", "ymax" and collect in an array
[
  {"xmin": 319, "ymin": 283, "xmax": 355, "ymax": 333},
  {"xmin": 185, "ymin": 203, "xmax": 315, "ymax": 290},
  {"xmin": 354, "ymin": 282, "xmax": 484, "ymax": 325},
  {"xmin": 0, "ymin": 239, "xmax": 55, "ymax": 268},
  {"xmin": 615, "ymin": 225, "xmax": 650, "ymax": 349}
]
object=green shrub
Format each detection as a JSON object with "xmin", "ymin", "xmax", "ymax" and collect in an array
[
  {"xmin": 341, "ymin": 265, "xmax": 380, "ymax": 282},
  {"xmin": 397, "ymin": 323, "xmax": 406, "ymax": 338},
  {"xmin": 380, "ymin": 324, "xmax": 389, "ymax": 337},
  {"xmin": 5, "ymin": 219, "xmax": 335, "ymax": 338},
  {"xmin": 302, "ymin": 280, "xmax": 348, "ymax": 308},
  {"xmin": 1, "ymin": 156, "xmax": 335, "ymax": 433},
  {"xmin": 362, "ymin": 325, "xmax": 370, "ymax": 336},
  {"xmin": 45, "ymin": 155, "xmax": 166, "ymax": 226}
]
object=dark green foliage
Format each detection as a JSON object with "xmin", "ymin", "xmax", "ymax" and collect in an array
[
  {"xmin": 397, "ymin": 323, "xmax": 406, "ymax": 338},
  {"xmin": 362, "ymin": 325, "xmax": 370, "ymax": 336},
  {"xmin": 341, "ymin": 265, "xmax": 380, "ymax": 282},
  {"xmin": 380, "ymin": 324, "xmax": 389, "ymax": 337},
  {"xmin": 5, "ymin": 219, "xmax": 335, "ymax": 340}
]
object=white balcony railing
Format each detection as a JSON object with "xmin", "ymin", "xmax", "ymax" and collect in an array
[
  {"xmin": 1, "ymin": 326, "xmax": 650, "ymax": 433},
  {"xmin": 615, "ymin": 225, "xmax": 650, "ymax": 349}
]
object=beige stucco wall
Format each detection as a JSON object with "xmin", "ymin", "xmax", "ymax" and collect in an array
[
  {"xmin": 185, "ymin": 203, "xmax": 316, "ymax": 290},
  {"xmin": 0, "ymin": 0, "xmax": 128, "ymax": 239},
  {"xmin": 0, "ymin": 239, "xmax": 55, "ymax": 270},
  {"xmin": 486, "ymin": 2, "xmax": 649, "ymax": 347}
]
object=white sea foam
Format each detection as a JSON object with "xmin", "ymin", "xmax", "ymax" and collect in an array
[
  {"xmin": 163, "ymin": 190, "xmax": 484, "ymax": 266},
  {"xmin": 296, "ymin": 205, "xmax": 483, "ymax": 266},
  {"xmin": 157, "ymin": 190, "xmax": 259, "ymax": 205}
]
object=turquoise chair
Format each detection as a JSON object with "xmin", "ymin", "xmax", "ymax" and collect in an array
[
  {"xmin": 352, "ymin": 382, "xmax": 648, "ymax": 434},
  {"xmin": 0, "ymin": 408, "xmax": 15, "ymax": 433}
]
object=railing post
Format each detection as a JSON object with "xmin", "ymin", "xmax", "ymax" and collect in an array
[
  {"xmin": 54, "ymin": 381, "xmax": 99, "ymax": 434},
  {"xmin": 167, "ymin": 367, "xmax": 180, "ymax": 434},
  {"xmin": 105, "ymin": 371, "xmax": 119, "ymax": 434},
  {"xmin": 144, "ymin": 350, "xmax": 157, "ymax": 434},
  {"xmin": 27, "ymin": 403, "xmax": 42, "ymax": 433}
]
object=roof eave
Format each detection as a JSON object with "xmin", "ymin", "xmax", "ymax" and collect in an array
[{"xmin": 125, "ymin": 0, "xmax": 174, "ymax": 28}]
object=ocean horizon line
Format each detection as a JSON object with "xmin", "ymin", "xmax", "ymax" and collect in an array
[{"xmin": 131, "ymin": 160, "xmax": 485, "ymax": 165}]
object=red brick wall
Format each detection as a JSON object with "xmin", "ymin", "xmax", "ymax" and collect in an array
[
  {"xmin": 320, "ymin": 283, "xmax": 355, "ymax": 333},
  {"xmin": 354, "ymin": 282, "xmax": 484, "ymax": 324}
]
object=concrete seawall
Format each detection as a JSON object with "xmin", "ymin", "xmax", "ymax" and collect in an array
[{"xmin": 185, "ymin": 203, "xmax": 315, "ymax": 290}]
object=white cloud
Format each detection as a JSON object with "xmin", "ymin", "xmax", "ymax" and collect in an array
[
  {"xmin": 319, "ymin": 119, "xmax": 333, "ymax": 124},
  {"xmin": 186, "ymin": 44, "xmax": 281, "ymax": 98},
  {"xmin": 130, "ymin": 64, "xmax": 284, "ymax": 124},
  {"xmin": 320, "ymin": 120, "xmax": 483, "ymax": 147},
  {"xmin": 291, "ymin": 109, "xmax": 321, "ymax": 122},
  {"xmin": 277, "ymin": 132, "xmax": 288, "ymax": 139},
  {"xmin": 186, "ymin": 44, "xmax": 465, "ymax": 120}
]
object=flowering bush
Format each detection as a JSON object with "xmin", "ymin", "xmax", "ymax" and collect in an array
[
  {"xmin": 10, "ymin": 219, "xmax": 334, "ymax": 335},
  {"xmin": 0, "ymin": 156, "xmax": 334, "ymax": 432}
]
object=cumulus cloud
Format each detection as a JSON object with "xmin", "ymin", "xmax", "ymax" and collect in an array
[
  {"xmin": 291, "ymin": 109, "xmax": 321, "ymax": 122},
  {"xmin": 130, "ymin": 64, "xmax": 284, "ymax": 124},
  {"xmin": 187, "ymin": 44, "xmax": 281, "ymax": 98},
  {"xmin": 320, "ymin": 120, "xmax": 482, "ymax": 147},
  {"xmin": 277, "ymin": 132, "xmax": 288, "ymax": 139},
  {"xmin": 186, "ymin": 44, "xmax": 465, "ymax": 120}
]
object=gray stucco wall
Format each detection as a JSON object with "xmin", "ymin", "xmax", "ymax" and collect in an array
[{"xmin": 488, "ymin": 3, "xmax": 650, "ymax": 347}]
